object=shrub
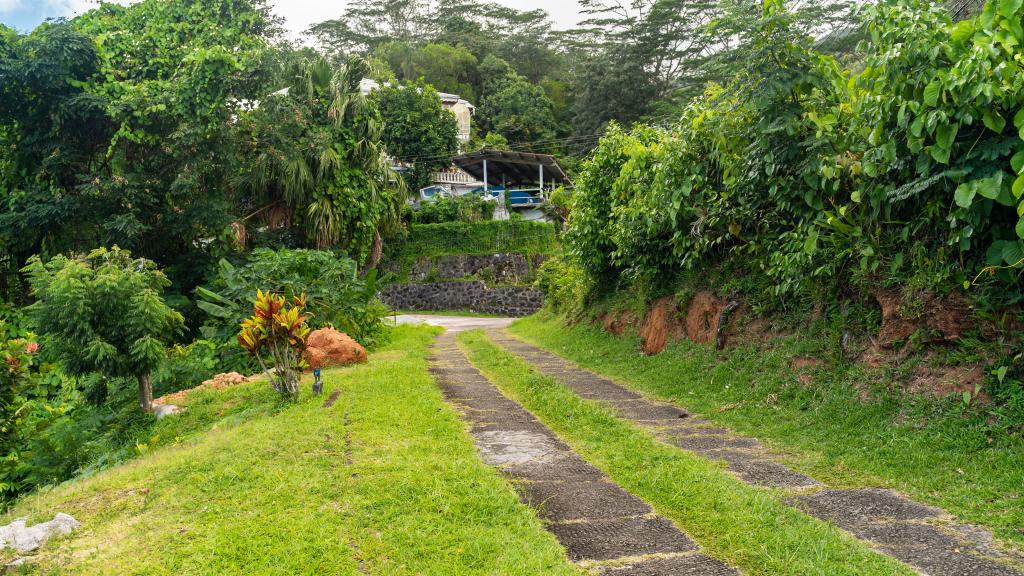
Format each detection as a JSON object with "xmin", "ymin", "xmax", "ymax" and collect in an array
[
  {"xmin": 196, "ymin": 248, "xmax": 385, "ymax": 371},
  {"xmin": 560, "ymin": 0, "xmax": 1024, "ymax": 310},
  {"xmin": 410, "ymin": 194, "xmax": 495, "ymax": 224},
  {"xmin": 536, "ymin": 256, "xmax": 590, "ymax": 318},
  {"xmin": 22, "ymin": 247, "xmax": 184, "ymax": 413},
  {"xmin": 238, "ymin": 291, "xmax": 310, "ymax": 399},
  {"xmin": 152, "ymin": 339, "xmax": 218, "ymax": 399},
  {"xmin": 386, "ymin": 220, "xmax": 558, "ymax": 264},
  {"xmin": 1, "ymin": 318, "xmax": 41, "ymax": 496}
]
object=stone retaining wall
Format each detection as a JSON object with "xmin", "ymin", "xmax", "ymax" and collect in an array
[
  {"xmin": 385, "ymin": 253, "xmax": 548, "ymax": 285},
  {"xmin": 380, "ymin": 281, "xmax": 544, "ymax": 317}
]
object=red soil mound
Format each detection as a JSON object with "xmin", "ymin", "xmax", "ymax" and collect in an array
[
  {"xmin": 685, "ymin": 291, "xmax": 723, "ymax": 344},
  {"xmin": 154, "ymin": 372, "xmax": 254, "ymax": 406},
  {"xmin": 599, "ymin": 310, "xmax": 639, "ymax": 336},
  {"xmin": 303, "ymin": 328, "xmax": 367, "ymax": 369}
]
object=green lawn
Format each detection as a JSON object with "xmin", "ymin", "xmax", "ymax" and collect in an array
[
  {"xmin": 458, "ymin": 330, "xmax": 913, "ymax": 576},
  {"xmin": 508, "ymin": 312, "xmax": 1024, "ymax": 547},
  {"xmin": 2, "ymin": 325, "xmax": 581, "ymax": 576}
]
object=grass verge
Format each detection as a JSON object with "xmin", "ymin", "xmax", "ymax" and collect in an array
[
  {"xmin": 2, "ymin": 325, "xmax": 581, "ymax": 576},
  {"xmin": 458, "ymin": 329, "xmax": 914, "ymax": 576},
  {"xmin": 508, "ymin": 312, "xmax": 1024, "ymax": 546}
]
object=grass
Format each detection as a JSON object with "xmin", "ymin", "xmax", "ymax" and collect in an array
[
  {"xmin": 508, "ymin": 312, "xmax": 1024, "ymax": 547},
  {"xmin": 2, "ymin": 325, "xmax": 581, "ymax": 576},
  {"xmin": 458, "ymin": 329, "xmax": 914, "ymax": 576}
]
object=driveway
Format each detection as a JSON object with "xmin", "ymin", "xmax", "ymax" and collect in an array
[{"xmin": 391, "ymin": 313, "xmax": 515, "ymax": 333}]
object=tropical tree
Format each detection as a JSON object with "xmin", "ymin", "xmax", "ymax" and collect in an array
[
  {"xmin": 0, "ymin": 0, "xmax": 276, "ymax": 293},
  {"xmin": 22, "ymin": 247, "xmax": 184, "ymax": 413},
  {"xmin": 235, "ymin": 54, "xmax": 404, "ymax": 265},
  {"xmin": 478, "ymin": 69, "xmax": 558, "ymax": 150},
  {"xmin": 374, "ymin": 42, "xmax": 479, "ymax": 101},
  {"xmin": 373, "ymin": 81, "xmax": 460, "ymax": 190}
]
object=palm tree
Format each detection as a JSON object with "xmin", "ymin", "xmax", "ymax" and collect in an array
[{"xmin": 237, "ymin": 54, "xmax": 405, "ymax": 265}]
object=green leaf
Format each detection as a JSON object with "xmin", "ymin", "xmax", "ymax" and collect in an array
[
  {"xmin": 924, "ymin": 80, "xmax": 941, "ymax": 107},
  {"xmin": 1012, "ymin": 150, "xmax": 1024, "ymax": 173},
  {"xmin": 195, "ymin": 286, "xmax": 230, "ymax": 303},
  {"xmin": 950, "ymin": 20, "xmax": 975, "ymax": 42},
  {"xmin": 983, "ymin": 110, "xmax": 1006, "ymax": 133},
  {"xmin": 955, "ymin": 182, "xmax": 976, "ymax": 208},
  {"xmin": 931, "ymin": 144, "xmax": 951, "ymax": 165},
  {"xmin": 996, "ymin": 365, "xmax": 1008, "ymax": 382},
  {"xmin": 910, "ymin": 116, "xmax": 924, "ymax": 139},
  {"xmin": 195, "ymin": 300, "xmax": 233, "ymax": 318},
  {"xmin": 1014, "ymin": 174, "xmax": 1024, "ymax": 198},
  {"xmin": 978, "ymin": 172, "xmax": 1003, "ymax": 199},
  {"xmin": 936, "ymin": 123, "xmax": 958, "ymax": 149},
  {"xmin": 1017, "ymin": 216, "xmax": 1024, "ymax": 239},
  {"xmin": 1000, "ymin": 0, "xmax": 1023, "ymax": 18},
  {"xmin": 1004, "ymin": 240, "xmax": 1024, "ymax": 265},
  {"xmin": 1016, "ymin": 108, "xmax": 1024, "ymax": 138}
]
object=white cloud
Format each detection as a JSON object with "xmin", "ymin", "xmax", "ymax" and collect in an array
[{"xmin": 42, "ymin": 0, "xmax": 97, "ymax": 17}]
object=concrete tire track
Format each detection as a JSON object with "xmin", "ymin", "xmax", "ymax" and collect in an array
[
  {"xmin": 429, "ymin": 331, "xmax": 739, "ymax": 575},
  {"xmin": 485, "ymin": 329, "xmax": 1024, "ymax": 576}
]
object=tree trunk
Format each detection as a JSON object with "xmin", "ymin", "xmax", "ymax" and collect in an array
[
  {"xmin": 367, "ymin": 229, "xmax": 383, "ymax": 271},
  {"xmin": 137, "ymin": 373, "xmax": 154, "ymax": 413}
]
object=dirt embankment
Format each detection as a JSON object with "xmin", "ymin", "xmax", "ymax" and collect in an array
[
  {"xmin": 871, "ymin": 289, "xmax": 972, "ymax": 348},
  {"xmin": 593, "ymin": 287, "xmax": 1000, "ymax": 399},
  {"xmin": 622, "ymin": 291, "xmax": 742, "ymax": 355}
]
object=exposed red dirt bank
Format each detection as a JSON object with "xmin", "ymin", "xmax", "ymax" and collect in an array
[
  {"xmin": 639, "ymin": 297, "xmax": 684, "ymax": 355},
  {"xmin": 686, "ymin": 291, "xmax": 726, "ymax": 344},
  {"xmin": 154, "ymin": 372, "xmax": 254, "ymax": 405},
  {"xmin": 872, "ymin": 289, "xmax": 971, "ymax": 348}
]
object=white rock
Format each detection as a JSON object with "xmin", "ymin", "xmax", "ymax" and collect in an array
[
  {"xmin": 153, "ymin": 404, "xmax": 181, "ymax": 419},
  {"xmin": 0, "ymin": 513, "xmax": 79, "ymax": 553}
]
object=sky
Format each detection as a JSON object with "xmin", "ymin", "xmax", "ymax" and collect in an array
[{"xmin": 0, "ymin": 0, "xmax": 586, "ymax": 38}]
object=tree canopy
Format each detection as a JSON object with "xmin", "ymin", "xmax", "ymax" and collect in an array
[{"xmin": 372, "ymin": 81, "xmax": 460, "ymax": 190}]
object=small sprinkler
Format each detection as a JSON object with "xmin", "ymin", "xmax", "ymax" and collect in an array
[{"xmin": 312, "ymin": 368, "xmax": 323, "ymax": 395}]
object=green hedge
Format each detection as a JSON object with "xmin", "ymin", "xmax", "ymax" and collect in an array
[{"xmin": 385, "ymin": 220, "xmax": 558, "ymax": 263}]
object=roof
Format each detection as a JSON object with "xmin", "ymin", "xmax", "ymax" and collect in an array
[{"xmin": 452, "ymin": 148, "xmax": 570, "ymax": 186}]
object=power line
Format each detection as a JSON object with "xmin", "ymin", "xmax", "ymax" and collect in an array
[{"xmin": 395, "ymin": 133, "xmax": 607, "ymax": 164}]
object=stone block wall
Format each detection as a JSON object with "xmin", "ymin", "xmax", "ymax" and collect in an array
[
  {"xmin": 385, "ymin": 253, "xmax": 548, "ymax": 285},
  {"xmin": 379, "ymin": 281, "xmax": 544, "ymax": 317}
]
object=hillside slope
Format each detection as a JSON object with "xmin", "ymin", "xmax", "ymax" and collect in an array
[{"xmin": 0, "ymin": 325, "xmax": 579, "ymax": 575}]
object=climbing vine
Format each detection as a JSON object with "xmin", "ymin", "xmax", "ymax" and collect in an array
[{"xmin": 563, "ymin": 0, "xmax": 1024, "ymax": 309}]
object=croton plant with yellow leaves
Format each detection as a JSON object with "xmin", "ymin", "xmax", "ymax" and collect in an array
[{"xmin": 238, "ymin": 290, "xmax": 311, "ymax": 398}]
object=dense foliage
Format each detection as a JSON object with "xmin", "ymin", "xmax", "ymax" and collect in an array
[
  {"xmin": 560, "ymin": 0, "xmax": 1024, "ymax": 312},
  {"xmin": 234, "ymin": 54, "xmax": 402, "ymax": 261},
  {"xmin": 0, "ymin": 0, "xmax": 276, "ymax": 294},
  {"xmin": 372, "ymin": 82, "xmax": 460, "ymax": 190},
  {"xmin": 197, "ymin": 249, "xmax": 384, "ymax": 369},
  {"xmin": 408, "ymin": 195, "xmax": 496, "ymax": 224},
  {"xmin": 22, "ymin": 248, "xmax": 184, "ymax": 413},
  {"xmin": 386, "ymin": 220, "xmax": 558, "ymax": 265}
]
